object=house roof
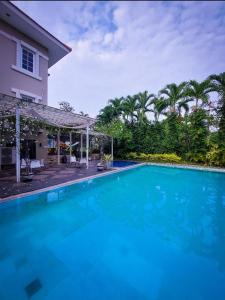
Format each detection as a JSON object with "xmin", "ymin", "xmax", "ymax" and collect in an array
[
  {"xmin": 0, "ymin": 1, "xmax": 72, "ymax": 68},
  {"xmin": 0, "ymin": 93, "xmax": 95, "ymax": 129}
]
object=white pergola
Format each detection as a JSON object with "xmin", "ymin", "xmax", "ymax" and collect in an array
[{"xmin": 0, "ymin": 93, "xmax": 113, "ymax": 182}]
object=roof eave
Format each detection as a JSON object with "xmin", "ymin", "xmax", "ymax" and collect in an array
[{"xmin": 0, "ymin": 1, "xmax": 72, "ymax": 67}]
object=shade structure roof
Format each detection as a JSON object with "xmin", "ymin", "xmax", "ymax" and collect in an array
[
  {"xmin": 0, "ymin": 93, "xmax": 95, "ymax": 129},
  {"xmin": 78, "ymin": 129, "xmax": 110, "ymax": 137}
]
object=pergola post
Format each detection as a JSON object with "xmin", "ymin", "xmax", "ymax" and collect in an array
[
  {"xmin": 69, "ymin": 131, "xmax": 72, "ymax": 163},
  {"xmin": 80, "ymin": 133, "xmax": 83, "ymax": 160},
  {"xmin": 57, "ymin": 128, "xmax": 60, "ymax": 165},
  {"xmin": 111, "ymin": 136, "xmax": 114, "ymax": 161},
  {"xmin": 16, "ymin": 106, "xmax": 20, "ymax": 183},
  {"xmin": 86, "ymin": 126, "xmax": 89, "ymax": 169}
]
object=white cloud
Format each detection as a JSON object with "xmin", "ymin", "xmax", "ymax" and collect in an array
[{"xmin": 13, "ymin": 1, "xmax": 225, "ymax": 117}]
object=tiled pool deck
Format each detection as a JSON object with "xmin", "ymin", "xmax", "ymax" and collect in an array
[
  {"xmin": 0, "ymin": 162, "xmax": 145, "ymax": 201},
  {"xmin": 0, "ymin": 162, "xmax": 110, "ymax": 200}
]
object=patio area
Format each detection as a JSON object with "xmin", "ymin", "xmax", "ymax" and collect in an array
[
  {"xmin": 0, "ymin": 93, "xmax": 114, "ymax": 198},
  {"xmin": 0, "ymin": 161, "xmax": 111, "ymax": 199}
]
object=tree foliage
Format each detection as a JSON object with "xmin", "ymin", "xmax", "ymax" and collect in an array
[
  {"xmin": 59, "ymin": 101, "xmax": 75, "ymax": 112},
  {"xmin": 96, "ymin": 72, "xmax": 225, "ymax": 167}
]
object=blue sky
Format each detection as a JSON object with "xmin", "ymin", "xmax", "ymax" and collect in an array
[{"xmin": 14, "ymin": 1, "xmax": 225, "ymax": 117}]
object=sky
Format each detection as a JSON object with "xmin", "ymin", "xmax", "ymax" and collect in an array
[{"xmin": 13, "ymin": 1, "xmax": 225, "ymax": 118}]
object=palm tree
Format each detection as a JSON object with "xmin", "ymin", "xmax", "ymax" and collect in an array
[
  {"xmin": 149, "ymin": 96, "xmax": 167, "ymax": 122},
  {"xmin": 209, "ymin": 72, "xmax": 225, "ymax": 141},
  {"xmin": 97, "ymin": 105, "xmax": 115, "ymax": 124},
  {"xmin": 108, "ymin": 97, "xmax": 124, "ymax": 119},
  {"xmin": 159, "ymin": 82, "xmax": 188, "ymax": 114},
  {"xmin": 122, "ymin": 95, "xmax": 138, "ymax": 124},
  {"xmin": 209, "ymin": 72, "xmax": 225, "ymax": 103},
  {"xmin": 186, "ymin": 80, "xmax": 211, "ymax": 109},
  {"xmin": 136, "ymin": 91, "xmax": 154, "ymax": 123},
  {"xmin": 177, "ymin": 99, "xmax": 190, "ymax": 117}
]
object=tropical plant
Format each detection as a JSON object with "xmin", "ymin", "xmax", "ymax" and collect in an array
[
  {"xmin": 186, "ymin": 80, "xmax": 211, "ymax": 108},
  {"xmin": 209, "ymin": 72, "xmax": 225, "ymax": 145},
  {"xmin": 149, "ymin": 95, "xmax": 167, "ymax": 122},
  {"xmin": 136, "ymin": 91, "xmax": 154, "ymax": 123},
  {"xmin": 159, "ymin": 82, "xmax": 188, "ymax": 114},
  {"xmin": 122, "ymin": 95, "xmax": 138, "ymax": 123},
  {"xmin": 108, "ymin": 97, "xmax": 124, "ymax": 119},
  {"xmin": 95, "ymin": 72, "xmax": 225, "ymax": 167},
  {"xmin": 59, "ymin": 101, "xmax": 74, "ymax": 112},
  {"xmin": 79, "ymin": 111, "xmax": 89, "ymax": 117},
  {"xmin": 98, "ymin": 105, "xmax": 115, "ymax": 124}
]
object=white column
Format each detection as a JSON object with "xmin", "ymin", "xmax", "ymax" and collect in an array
[
  {"xmin": 111, "ymin": 137, "xmax": 114, "ymax": 161},
  {"xmin": 86, "ymin": 126, "xmax": 89, "ymax": 169},
  {"xmin": 69, "ymin": 131, "xmax": 72, "ymax": 163},
  {"xmin": 57, "ymin": 129, "xmax": 60, "ymax": 165},
  {"xmin": 80, "ymin": 133, "xmax": 83, "ymax": 160},
  {"xmin": 16, "ymin": 107, "xmax": 20, "ymax": 182}
]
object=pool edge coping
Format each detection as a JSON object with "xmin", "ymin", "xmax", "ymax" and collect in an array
[
  {"xmin": 147, "ymin": 162, "xmax": 225, "ymax": 173},
  {"xmin": 0, "ymin": 163, "xmax": 146, "ymax": 203}
]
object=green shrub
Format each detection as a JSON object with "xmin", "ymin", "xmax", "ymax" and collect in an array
[
  {"xmin": 206, "ymin": 145, "xmax": 225, "ymax": 167},
  {"xmin": 126, "ymin": 152, "xmax": 182, "ymax": 163},
  {"xmin": 126, "ymin": 152, "xmax": 139, "ymax": 160},
  {"xmin": 184, "ymin": 152, "xmax": 206, "ymax": 164}
]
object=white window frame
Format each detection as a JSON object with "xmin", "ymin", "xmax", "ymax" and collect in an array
[
  {"xmin": 11, "ymin": 40, "xmax": 42, "ymax": 81},
  {"xmin": 0, "ymin": 30, "xmax": 49, "ymax": 80},
  {"xmin": 20, "ymin": 93, "xmax": 36, "ymax": 103},
  {"xmin": 11, "ymin": 88, "xmax": 42, "ymax": 104},
  {"xmin": 21, "ymin": 46, "xmax": 35, "ymax": 74},
  {"xmin": 0, "ymin": 30, "xmax": 49, "ymax": 81}
]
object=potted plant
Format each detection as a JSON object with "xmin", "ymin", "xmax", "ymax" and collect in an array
[
  {"xmin": 102, "ymin": 154, "xmax": 112, "ymax": 170},
  {"xmin": 97, "ymin": 160, "xmax": 104, "ymax": 171}
]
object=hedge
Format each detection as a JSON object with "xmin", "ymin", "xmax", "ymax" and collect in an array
[{"xmin": 126, "ymin": 152, "xmax": 182, "ymax": 163}]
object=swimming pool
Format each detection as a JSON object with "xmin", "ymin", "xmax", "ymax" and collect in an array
[
  {"xmin": 0, "ymin": 165, "xmax": 225, "ymax": 299},
  {"xmin": 111, "ymin": 160, "xmax": 137, "ymax": 167}
]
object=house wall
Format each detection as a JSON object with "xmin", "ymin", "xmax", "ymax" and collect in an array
[
  {"xmin": 34, "ymin": 130, "xmax": 49, "ymax": 161},
  {"xmin": 0, "ymin": 20, "xmax": 48, "ymax": 104}
]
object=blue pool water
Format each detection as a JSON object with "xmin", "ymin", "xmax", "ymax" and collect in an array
[
  {"xmin": 0, "ymin": 165, "xmax": 225, "ymax": 300},
  {"xmin": 111, "ymin": 160, "xmax": 137, "ymax": 167}
]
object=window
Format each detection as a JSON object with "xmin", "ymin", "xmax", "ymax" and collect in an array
[
  {"xmin": 11, "ymin": 38, "xmax": 45, "ymax": 81},
  {"xmin": 21, "ymin": 47, "xmax": 34, "ymax": 73},
  {"xmin": 21, "ymin": 94, "xmax": 35, "ymax": 103}
]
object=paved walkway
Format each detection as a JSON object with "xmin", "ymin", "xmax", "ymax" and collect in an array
[{"xmin": 0, "ymin": 162, "xmax": 109, "ymax": 199}]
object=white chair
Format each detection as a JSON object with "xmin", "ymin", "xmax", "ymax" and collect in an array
[
  {"xmin": 70, "ymin": 155, "xmax": 77, "ymax": 163},
  {"xmin": 76, "ymin": 158, "xmax": 87, "ymax": 168}
]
